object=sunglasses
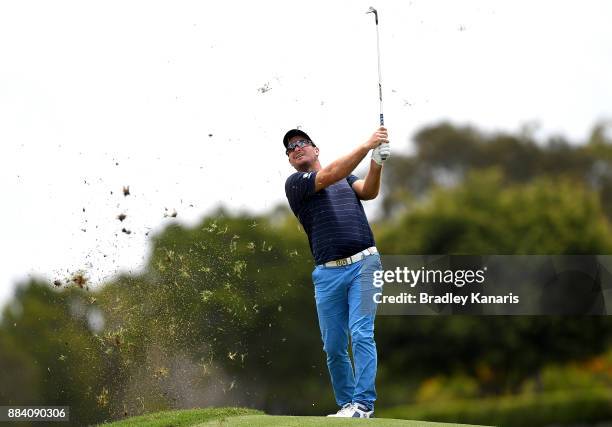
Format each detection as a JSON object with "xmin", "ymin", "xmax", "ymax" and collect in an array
[{"xmin": 286, "ymin": 139, "xmax": 315, "ymax": 155}]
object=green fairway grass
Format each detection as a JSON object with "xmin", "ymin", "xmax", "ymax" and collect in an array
[
  {"xmin": 98, "ymin": 407, "xmax": 491, "ymax": 427},
  {"xmin": 97, "ymin": 407, "xmax": 263, "ymax": 427},
  {"xmin": 195, "ymin": 414, "xmax": 491, "ymax": 426}
]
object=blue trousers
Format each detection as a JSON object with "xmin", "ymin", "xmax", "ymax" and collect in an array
[{"xmin": 312, "ymin": 254, "xmax": 382, "ymax": 412}]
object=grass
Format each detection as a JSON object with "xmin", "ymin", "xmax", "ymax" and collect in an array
[
  {"xmin": 97, "ymin": 407, "xmax": 263, "ymax": 427},
  {"xmin": 98, "ymin": 407, "xmax": 492, "ymax": 427}
]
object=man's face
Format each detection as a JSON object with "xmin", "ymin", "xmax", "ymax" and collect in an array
[{"xmin": 287, "ymin": 136, "xmax": 319, "ymax": 171}]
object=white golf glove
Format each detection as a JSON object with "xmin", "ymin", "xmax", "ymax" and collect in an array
[{"xmin": 372, "ymin": 142, "xmax": 391, "ymax": 165}]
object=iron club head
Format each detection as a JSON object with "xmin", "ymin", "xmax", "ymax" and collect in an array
[{"xmin": 366, "ymin": 6, "xmax": 378, "ymax": 24}]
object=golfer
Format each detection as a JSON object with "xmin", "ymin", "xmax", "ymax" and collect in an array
[{"xmin": 283, "ymin": 127, "xmax": 390, "ymax": 418}]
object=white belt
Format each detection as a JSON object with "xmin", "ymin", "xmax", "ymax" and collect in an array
[{"xmin": 323, "ymin": 246, "xmax": 378, "ymax": 267}]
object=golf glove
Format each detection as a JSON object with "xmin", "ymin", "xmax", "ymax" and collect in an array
[{"xmin": 372, "ymin": 143, "xmax": 391, "ymax": 165}]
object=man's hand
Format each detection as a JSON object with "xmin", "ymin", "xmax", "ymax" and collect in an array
[
  {"xmin": 372, "ymin": 143, "xmax": 391, "ymax": 165},
  {"xmin": 353, "ymin": 127, "xmax": 390, "ymax": 199},
  {"xmin": 365, "ymin": 126, "xmax": 388, "ymax": 150}
]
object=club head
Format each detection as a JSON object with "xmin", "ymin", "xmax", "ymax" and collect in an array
[{"xmin": 366, "ymin": 6, "xmax": 378, "ymax": 24}]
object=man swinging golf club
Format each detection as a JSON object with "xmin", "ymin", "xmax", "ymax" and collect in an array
[{"xmin": 283, "ymin": 127, "xmax": 390, "ymax": 418}]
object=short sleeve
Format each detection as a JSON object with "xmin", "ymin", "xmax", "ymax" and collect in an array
[
  {"xmin": 285, "ymin": 171, "xmax": 318, "ymax": 214},
  {"xmin": 346, "ymin": 174, "xmax": 360, "ymax": 187}
]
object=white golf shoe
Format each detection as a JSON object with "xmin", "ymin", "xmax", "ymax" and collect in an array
[
  {"xmin": 327, "ymin": 403, "xmax": 354, "ymax": 417},
  {"xmin": 327, "ymin": 402, "xmax": 374, "ymax": 418}
]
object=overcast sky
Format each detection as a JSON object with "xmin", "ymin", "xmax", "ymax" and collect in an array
[{"xmin": 2, "ymin": 0, "xmax": 611, "ymax": 310}]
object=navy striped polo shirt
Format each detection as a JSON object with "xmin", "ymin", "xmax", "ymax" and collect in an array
[{"xmin": 285, "ymin": 171, "xmax": 375, "ymax": 265}]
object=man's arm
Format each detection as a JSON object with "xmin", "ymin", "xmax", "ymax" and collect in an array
[
  {"xmin": 351, "ymin": 160, "xmax": 383, "ymax": 200},
  {"xmin": 314, "ymin": 127, "xmax": 388, "ymax": 193}
]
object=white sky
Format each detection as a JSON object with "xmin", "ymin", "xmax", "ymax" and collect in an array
[{"xmin": 2, "ymin": 0, "xmax": 612, "ymax": 309}]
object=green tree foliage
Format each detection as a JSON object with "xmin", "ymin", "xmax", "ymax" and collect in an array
[
  {"xmin": 378, "ymin": 169, "xmax": 612, "ymax": 254},
  {"xmin": 381, "ymin": 121, "xmax": 612, "ymax": 219},
  {"xmin": 0, "ymin": 282, "xmax": 112, "ymax": 425}
]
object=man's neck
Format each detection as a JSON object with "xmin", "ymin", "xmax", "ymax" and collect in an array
[{"xmin": 296, "ymin": 162, "xmax": 322, "ymax": 173}]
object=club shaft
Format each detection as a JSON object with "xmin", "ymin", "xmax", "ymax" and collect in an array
[
  {"xmin": 374, "ymin": 16, "xmax": 384, "ymax": 125},
  {"xmin": 368, "ymin": 7, "xmax": 388, "ymax": 161}
]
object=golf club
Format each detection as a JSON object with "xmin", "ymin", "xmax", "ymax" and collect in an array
[{"xmin": 366, "ymin": 6, "xmax": 389, "ymax": 160}]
